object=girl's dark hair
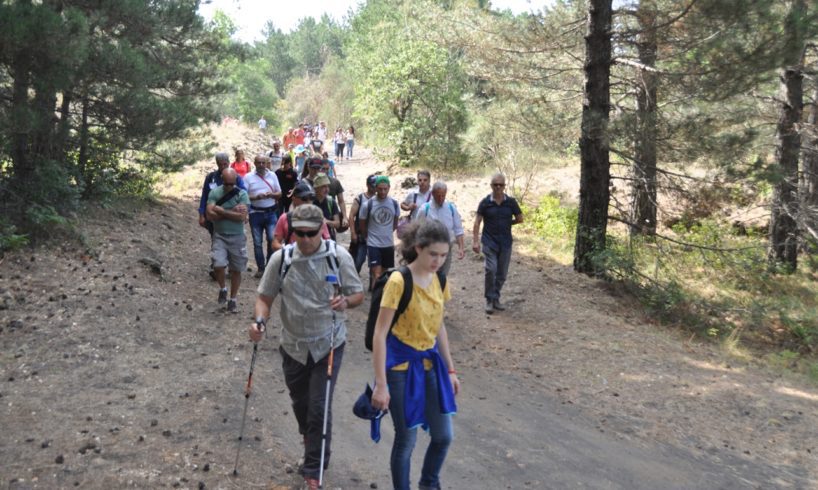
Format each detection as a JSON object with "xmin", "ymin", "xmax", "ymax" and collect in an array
[
  {"xmin": 282, "ymin": 154, "xmax": 292, "ymax": 165},
  {"xmin": 399, "ymin": 220, "xmax": 450, "ymax": 264}
]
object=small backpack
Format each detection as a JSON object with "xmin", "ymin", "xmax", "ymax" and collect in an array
[{"xmin": 364, "ymin": 266, "xmax": 447, "ymax": 351}]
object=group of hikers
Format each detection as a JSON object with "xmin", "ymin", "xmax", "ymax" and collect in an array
[
  {"xmin": 196, "ymin": 136, "xmax": 523, "ymax": 489},
  {"xmin": 279, "ymin": 120, "xmax": 356, "ymax": 162}
]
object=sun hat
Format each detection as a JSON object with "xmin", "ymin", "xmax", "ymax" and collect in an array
[
  {"xmin": 313, "ymin": 173, "xmax": 330, "ymax": 188},
  {"xmin": 352, "ymin": 384, "xmax": 387, "ymax": 443},
  {"xmin": 295, "ymin": 144, "xmax": 305, "ymax": 153}
]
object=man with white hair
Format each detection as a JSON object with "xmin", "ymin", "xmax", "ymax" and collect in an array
[
  {"xmin": 472, "ymin": 173, "xmax": 523, "ymax": 314},
  {"xmin": 418, "ymin": 181, "xmax": 465, "ymax": 276}
]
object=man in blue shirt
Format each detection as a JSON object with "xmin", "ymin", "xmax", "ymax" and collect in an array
[
  {"xmin": 472, "ymin": 173, "xmax": 523, "ymax": 314},
  {"xmin": 198, "ymin": 152, "xmax": 246, "ymax": 278}
]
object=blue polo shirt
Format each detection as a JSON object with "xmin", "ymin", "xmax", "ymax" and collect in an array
[{"xmin": 476, "ymin": 194, "xmax": 522, "ymax": 250}]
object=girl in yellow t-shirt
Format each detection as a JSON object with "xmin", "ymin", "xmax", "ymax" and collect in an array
[{"xmin": 371, "ymin": 219, "xmax": 460, "ymax": 490}]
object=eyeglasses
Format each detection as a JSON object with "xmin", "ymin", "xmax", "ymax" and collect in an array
[
  {"xmin": 293, "ymin": 228, "xmax": 320, "ymax": 238},
  {"xmin": 491, "ymin": 183, "xmax": 505, "ymax": 188}
]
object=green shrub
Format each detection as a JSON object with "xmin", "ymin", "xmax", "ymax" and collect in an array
[
  {"xmin": 0, "ymin": 217, "xmax": 28, "ymax": 252},
  {"xmin": 521, "ymin": 194, "xmax": 578, "ymax": 261}
]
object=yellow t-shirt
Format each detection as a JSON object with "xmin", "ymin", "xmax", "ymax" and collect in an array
[{"xmin": 380, "ymin": 270, "xmax": 451, "ymax": 371}]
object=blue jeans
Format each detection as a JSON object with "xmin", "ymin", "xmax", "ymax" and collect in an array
[
  {"xmin": 387, "ymin": 369, "xmax": 453, "ymax": 490},
  {"xmin": 483, "ymin": 243, "xmax": 512, "ymax": 300},
  {"xmin": 249, "ymin": 210, "xmax": 278, "ymax": 272},
  {"xmin": 346, "ymin": 139, "xmax": 354, "ymax": 158}
]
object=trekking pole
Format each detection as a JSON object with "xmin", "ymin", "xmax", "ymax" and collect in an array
[
  {"xmin": 319, "ymin": 274, "xmax": 341, "ymax": 488},
  {"xmin": 232, "ymin": 320, "xmax": 265, "ymax": 476}
]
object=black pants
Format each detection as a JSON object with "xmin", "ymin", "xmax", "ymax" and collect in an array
[{"xmin": 280, "ymin": 343, "xmax": 345, "ymax": 478}]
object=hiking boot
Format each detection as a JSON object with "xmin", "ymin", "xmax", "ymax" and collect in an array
[
  {"xmin": 227, "ymin": 299, "xmax": 237, "ymax": 313},
  {"xmin": 217, "ymin": 289, "xmax": 228, "ymax": 304},
  {"xmin": 484, "ymin": 299, "xmax": 494, "ymax": 314},
  {"xmin": 493, "ymin": 299, "xmax": 506, "ymax": 311},
  {"xmin": 303, "ymin": 476, "xmax": 320, "ymax": 490}
]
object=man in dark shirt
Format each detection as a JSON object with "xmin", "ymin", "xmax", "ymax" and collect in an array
[
  {"xmin": 275, "ymin": 154, "xmax": 299, "ymax": 214},
  {"xmin": 472, "ymin": 173, "xmax": 523, "ymax": 314}
]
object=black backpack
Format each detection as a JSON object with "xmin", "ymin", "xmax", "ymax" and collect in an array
[{"xmin": 364, "ymin": 266, "xmax": 447, "ymax": 351}]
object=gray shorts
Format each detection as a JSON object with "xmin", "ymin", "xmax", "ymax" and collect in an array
[{"xmin": 211, "ymin": 232, "xmax": 247, "ymax": 271}]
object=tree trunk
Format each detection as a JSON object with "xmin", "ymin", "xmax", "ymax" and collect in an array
[
  {"xmin": 629, "ymin": 1, "xmax": 658, "ymax": 236},
  {"xmin": 768, "ymin": 0, "xmax": 806, "ymax": 272},
  {"xmin": 56, "ymin": 91, "xmax": 73, "ymax": 161},
  {"xmin": 574, "ymin": 0, "xmax": 613, "ymax": 276},
  {"xmin": 78, "ymin": 95, "xmax": 91, "ymax": 197},
  {"xmin": 11, "ymin": 51, "xmax": 32, "ymax": 184},
  {"xmin": 800, "ymin": 82, "xmax": 818, "ymax": 255}
]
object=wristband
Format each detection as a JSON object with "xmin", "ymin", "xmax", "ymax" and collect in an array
[{"xmin": 448, "ymin": 369, "xmax": 456, "ymax": 375}]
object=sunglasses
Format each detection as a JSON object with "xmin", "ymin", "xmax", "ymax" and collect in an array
[{"xmin": 293, "ymin": 228, "xmax": 320, "ymax": 238}]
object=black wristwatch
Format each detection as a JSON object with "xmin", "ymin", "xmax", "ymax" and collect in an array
[{"xmin": 255, "ymin": 317, "xmax": 266, "ymax": 332}]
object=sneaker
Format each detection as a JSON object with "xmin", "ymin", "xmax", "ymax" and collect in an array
[
  {"xmin": 254, "ymin": 270, "xmax": 264, "ymax": 279},
  {"xmin": 484, "ymin": 299, "xmax": 494, "ymax": 314},
  {"xmin": 303, "ymin": 476, "xmax": 320, "ymax": 490},
  {"xmin": 493, "ymin": 299, "xmax": 506, "ymax": 311},
  {"xmin": 227, "ymin": 299, "xmax": 237, "ymax": 313},
  {"xmin": 217, "ymin": 289, "xmax": 228, "ymax": 304}
]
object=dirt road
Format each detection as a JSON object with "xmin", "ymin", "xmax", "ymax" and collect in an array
[{"xmin": 1, "ymin": 126, "xmax": 817, "ymax": 489}]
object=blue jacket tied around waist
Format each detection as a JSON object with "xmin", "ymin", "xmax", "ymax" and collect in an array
[{"xmin": 385, "ymin": 334, "xmax": 457, "ymax": 430}]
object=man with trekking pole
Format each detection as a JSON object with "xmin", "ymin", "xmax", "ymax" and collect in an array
[{"xmin": 247, "ymin": 204, "xmax": 364, "ymax": 489}]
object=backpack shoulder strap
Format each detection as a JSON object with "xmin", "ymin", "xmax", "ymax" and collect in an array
[
  {"xmin": 278, "ymin": 244, "xmax": 297, "ymax": 289},
  {"xmin": 286, "ymin": 213, "xmax": 294, "ymax": 243},
  {"xmin": 395, "ymin": 266, "xmax": 414, "ymax": 317},
  {"xmin": 323, "ymin": 240, "xmax": 340, "ymax": 278},
  {"xmin": 436, "ymin": 270, "xmax": 447, "ymax": 293},
  {"xmin": 215, "ymin": 187, "xmax": 240, "ymax": 207}
]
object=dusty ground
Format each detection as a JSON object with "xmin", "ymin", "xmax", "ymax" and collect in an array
[{"xmin": 1, "ymin": 122, "xmax": 817, "ymax": 489}]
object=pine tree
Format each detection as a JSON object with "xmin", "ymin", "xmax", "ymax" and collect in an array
[
  {"xmin": 574, "ymin": 0, "xmax": 613, "ymax": 276},
  {"xmin": 768, "ymin": 0, "xmax": 808, "ymax": 271}
]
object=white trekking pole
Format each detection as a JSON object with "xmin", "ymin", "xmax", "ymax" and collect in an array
[{"xmin": 319, "ymin": 274, "xmax": 341, "ymax": 488}]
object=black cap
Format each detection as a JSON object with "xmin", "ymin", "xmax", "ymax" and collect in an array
[{"xmin": 293, "ymin": 180, "xmax": 315, "ymax": 199}]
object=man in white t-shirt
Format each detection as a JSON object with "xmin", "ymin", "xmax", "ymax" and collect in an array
[
  {"xmin": 258, "ymin": 115, "xmax": 267, "ymax": 132},
  {"xmin": 245, "ymin": 155, "xmax": 282, "ymax": 277},
  {"xmin": 400, "ymin": 169, "xmax": 432, "ymax": 220},
  {"xmin": 316, "ymin": 121, "xmax": 328, "ymax": 142}
]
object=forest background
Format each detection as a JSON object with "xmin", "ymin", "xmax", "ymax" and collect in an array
[{"xmin": 1, "ymin": 0, "xmax": 817, "ymax": 378}]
